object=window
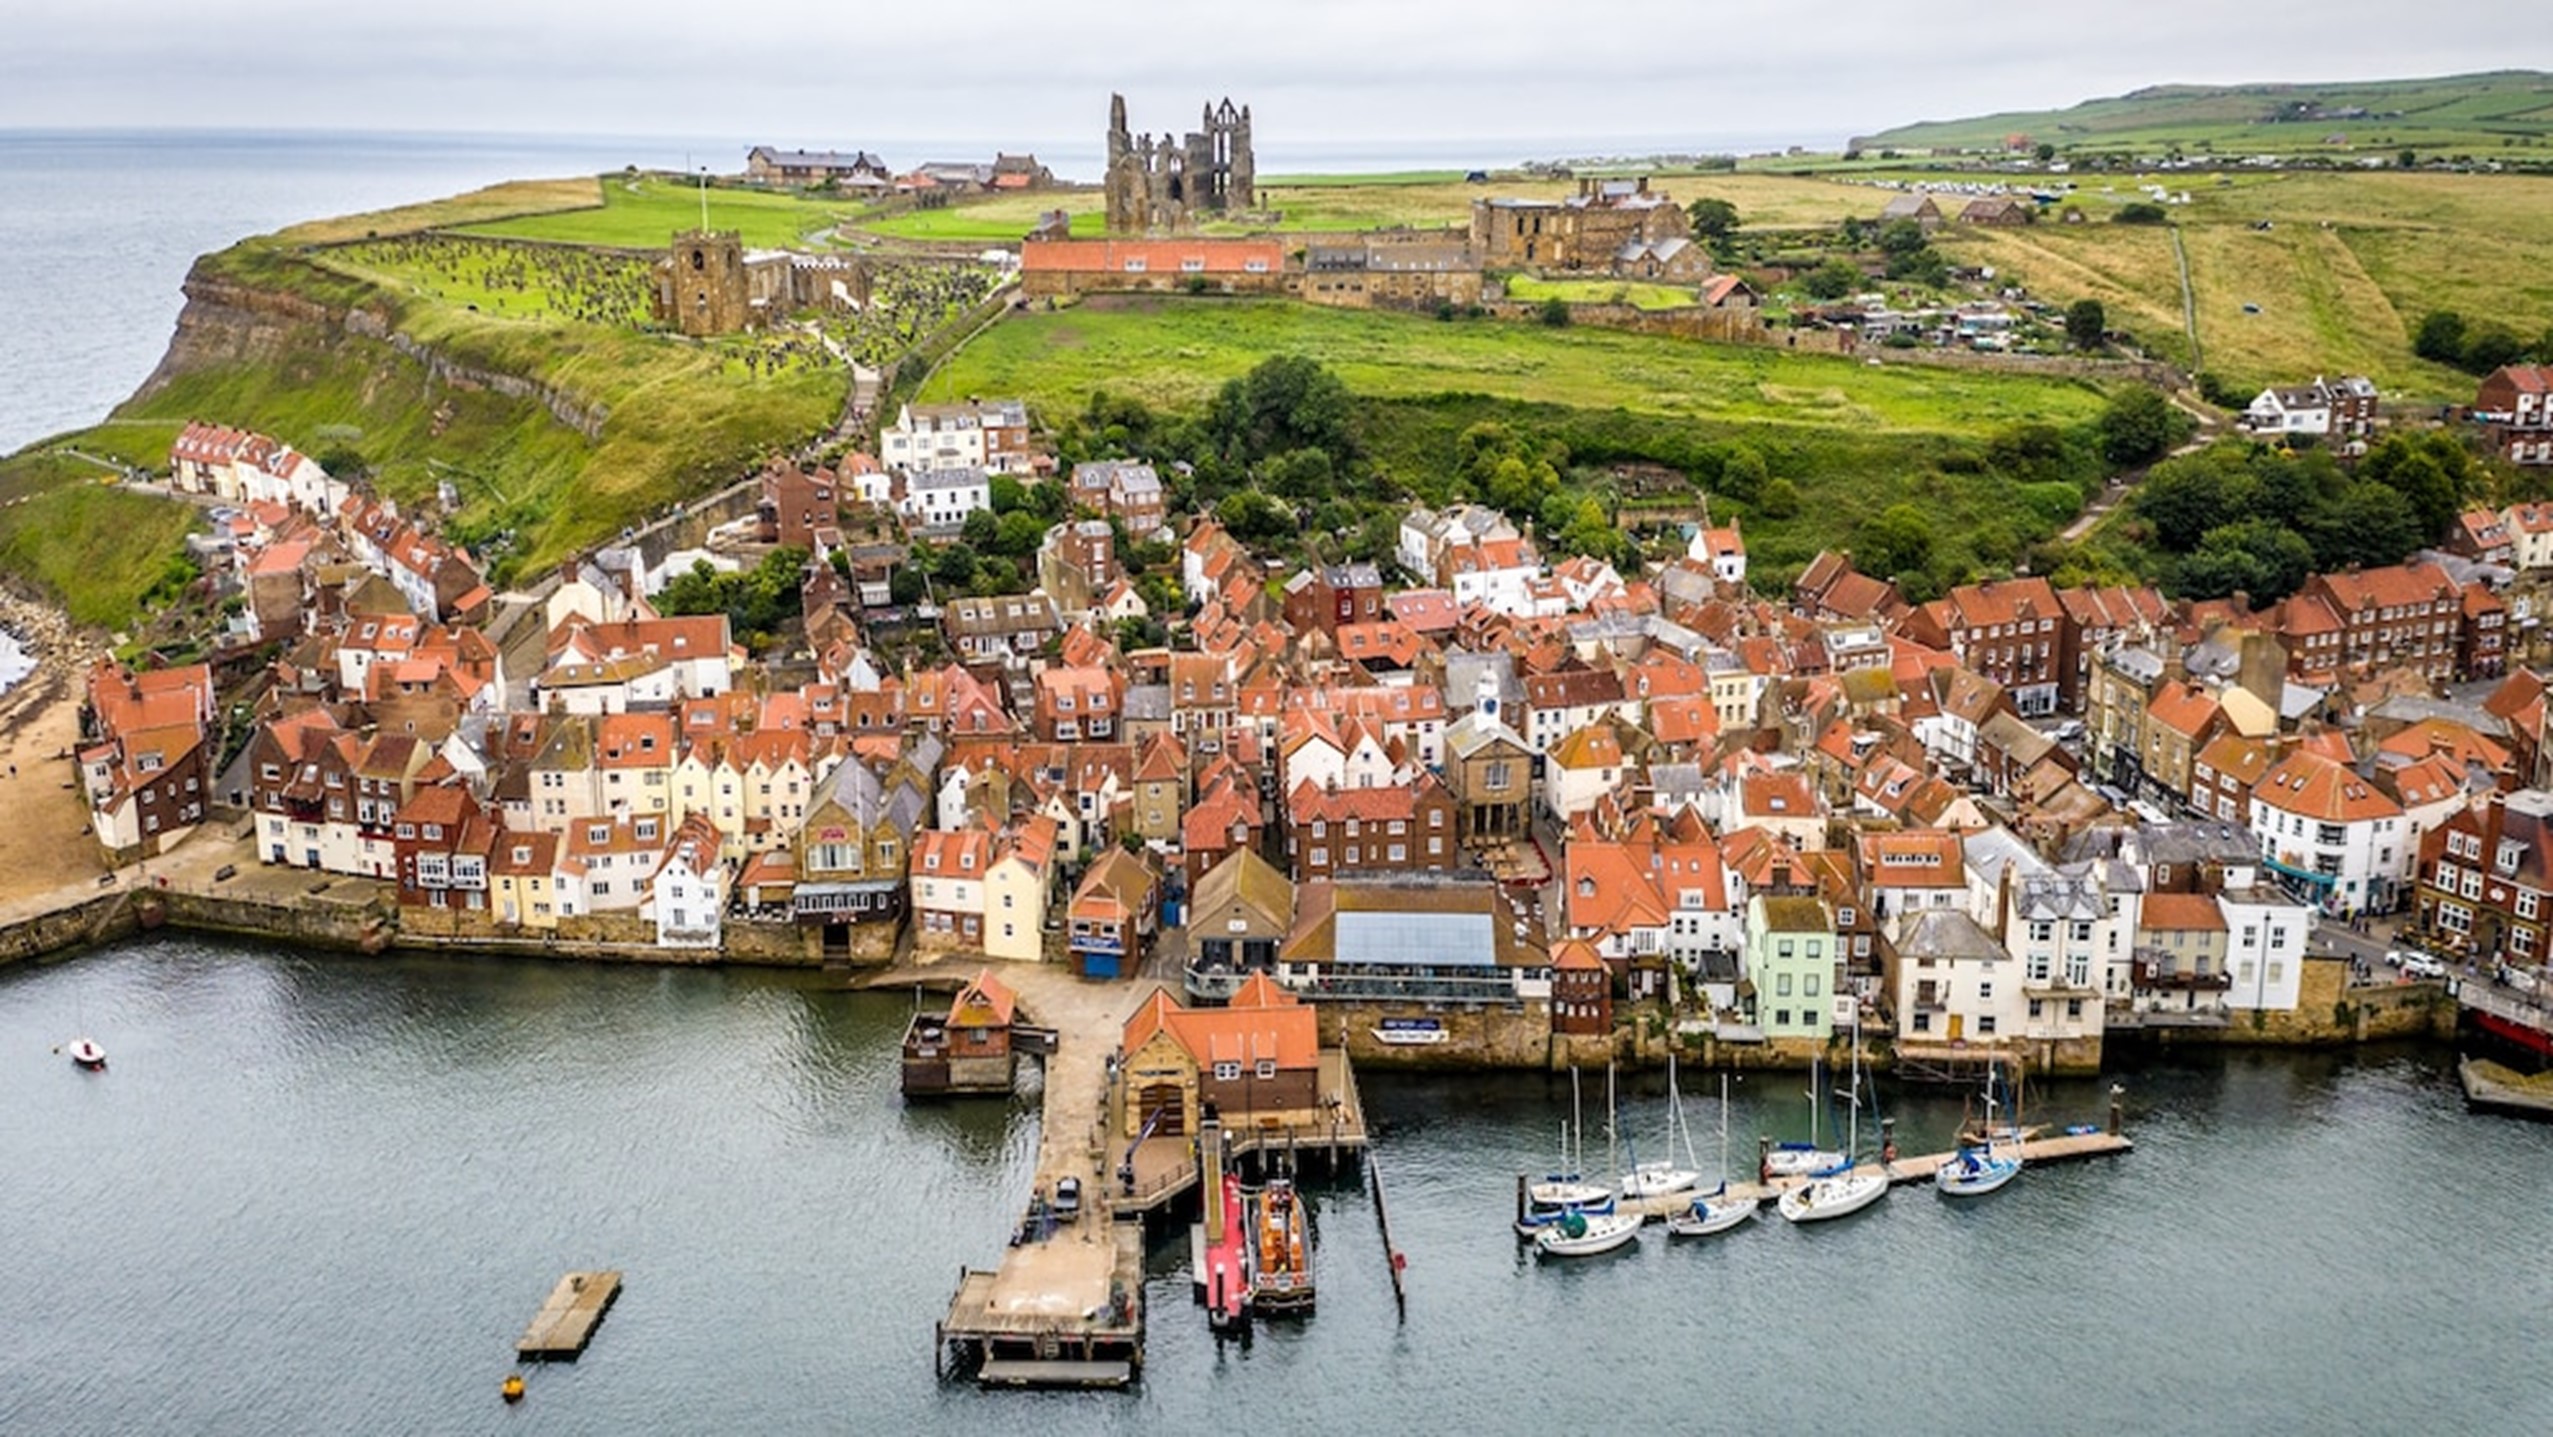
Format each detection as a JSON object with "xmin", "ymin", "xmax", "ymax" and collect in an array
[
  {"xmin": 1776, "ymin": 973, "xmax": 1793, "ymax": 997},
  {"xmin": 2066, "ymin": 998, "xmax": 2083, "ymax": 1019},
  {"xmin": 1977, "ymin": 1016, "xmax": 1998, "ymax": 1034},
  {"xmin": 1774, "ymin": 1009, "xmax": 1791, "ymax": 1027},
  {"xmin": 1255, "ymin": 1059, "xmax": 1276, "ymax": 1079},
  {"xmin": 1213, "ymin": 1061, "xmax": 1241, "ymax": 1081}
]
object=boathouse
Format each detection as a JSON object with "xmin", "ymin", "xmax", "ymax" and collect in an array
[
  {"xmin": 902, "ymin": 969, "xmax": 1021, "ymax": 1096},
  {"xmin": 1118, "ymin": 974, "xmax": 1320, "ymax": 1142}
]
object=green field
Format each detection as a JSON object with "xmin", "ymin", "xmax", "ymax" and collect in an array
[
  {"xmin": 856, "ymin": 197, "xmax": 1103, "ymax": 244},
  {"xmin": 458, "ymin": 176, "xmax": 854, "ymax": 250},
  {"xmin": 1501, "ymin": 275, "xmax": 1706, "ymax": 311},
  {"xmin": 927, "ymin": 296, "xmax": 2109, "ymax": 433},
  {"xmin": 1937, "ymin": 169, "xmax": 2553, "ymax": 396},
  {"xmin": 1861, "ymin": 71, "xmax": 2553, "ymax": 157},
  {"xmin": 0, "ymin": 448, "xmax": 201, "ymax": 630}
]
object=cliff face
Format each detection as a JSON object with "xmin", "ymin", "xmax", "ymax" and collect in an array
[
  {"xmin": 132, "ymin": 258, "xmax": 607, "ymax": 441},
  {"xmin": 133, "ymin": 271, "xmax": 382, "ymax": 399}
]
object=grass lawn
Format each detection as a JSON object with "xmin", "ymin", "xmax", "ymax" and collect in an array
[
  {"xmin": 857, "ymin": 195, "xmax": 1103, "ymax": 244},
  {"xmin": 456, "ymin": 176, "xmax": 853, "ymax": 251},
  {"xmin": 1502, "ymin": 275, "xmax": 1704, "ymax": 311},
  {"xmin": 274, "ymin": 179, "xmax": 609, "ymax": 245},
  {"xmin": 927, "ymin": 296, "xmax": 2107, "ymax": 433}
]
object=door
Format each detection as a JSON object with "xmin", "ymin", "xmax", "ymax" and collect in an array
[
  {"xmin": 1139, "ymin": 1083, "xmax": 1186, "ymax": 1137},
  {"xmin": 1948, "ymin": 1013, "xmax": 1965, "ymax": 1042}
]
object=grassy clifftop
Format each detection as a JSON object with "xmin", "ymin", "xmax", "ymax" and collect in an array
[
  {"xmin": 1860, "ymin": 70, "xmax": 2553, "ymax": 156},
  {"xmin": 0, "ymin": 176, "xmax": 846, "ymax": 633}
]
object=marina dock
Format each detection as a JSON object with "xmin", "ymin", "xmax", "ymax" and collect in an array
[
  {"xmin": 1615, "ymin": 1129, "xmax": 2135, "ymax": 1219},
  {"xmin": 517, "ymin": 1270, "xmax": 622, "ymax": 1358}
]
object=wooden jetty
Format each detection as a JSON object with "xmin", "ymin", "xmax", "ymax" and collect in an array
[
  {"xmin": 518, "ymin": 1270, "xmax": 622, "ymax": 1359},
  {"xmin": 1617, "ymin": 1129, "xmax": 2135, "ymax": 1219},
  {"xmin": 938, "ymin": 1220, "xmax": 1146, "ymax": 1388}
]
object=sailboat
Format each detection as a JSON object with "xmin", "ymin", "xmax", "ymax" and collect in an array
[
  {"xmin": 1763, "ymin": 1054, "xmax": 1844, "ymax": 1177},
  {"xmin": 1936, "ymin": 1062, "xmax": 2024, "ymax": 1198},
  {"xmin": 1620, "ymin": 1053, "xmax": 1702, "ymax": 1199},
  {"xmin": 1667, "ymin": 1072, "xmax": 1761, "ymax": 1237},
  {"xmin": 1537, "ymin": 1065, "xmax": 1642, "ymax": 1258},
  {"xmin": 1517, "ymin": 1066, "xmax": 1616, "ymax": 1234},
  {"xmin": 1779, "ymin": 1000, "xmax": 1889, "ymax": 1224}
]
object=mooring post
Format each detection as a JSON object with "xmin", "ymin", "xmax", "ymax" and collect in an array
[{"xmin": 2109, "ymin": 1082, "xmax": 2124, "ymax": 1136}]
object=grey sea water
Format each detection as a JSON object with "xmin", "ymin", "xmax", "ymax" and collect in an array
[{"xmin": 4, "ymin": 936, "xmax": 2549, "ymax": 1435}]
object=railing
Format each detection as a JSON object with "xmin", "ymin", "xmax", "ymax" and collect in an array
[{"xmin": 2133, "ymin": 959, "xmax": 2234, "ymax": 992}]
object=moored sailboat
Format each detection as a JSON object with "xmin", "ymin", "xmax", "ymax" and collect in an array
[
  {"xmin": 1779, "ymin": 1003, "xmax": 1887, "ymax": 1224},
  {"xmin": 1619, "ymin": 1053, "xmax": 1701, "ymax": 1199},
  {"xmin": 1667, "ymin": 1073, "xmax": 1761, "ymax": 1238},
  {"xmin": 1537, "ymin": 1065, "xmax": 1642, "ymax": 1258},
  {"xmin": 1936, "ymin": 1063, "xmax": 2023, "ymax": 1198},
  {"xmin": 1763, "ymin": 1055, "xmax": 1843, "ymax": 1177}
]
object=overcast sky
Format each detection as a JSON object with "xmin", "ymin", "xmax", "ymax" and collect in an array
[{"xmin": 6, "ymin": 2, "xmax": 2544, "ymax": 169}]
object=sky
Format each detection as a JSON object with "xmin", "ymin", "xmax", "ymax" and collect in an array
[{"xmin": 5, "ymin": 1, "xmax": 2546, "ymax": 170}]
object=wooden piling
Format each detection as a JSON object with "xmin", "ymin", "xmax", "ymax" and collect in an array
[{"xmin": 1371, "ymin": 1156, "xmax": 1407, "ymax": 1319}]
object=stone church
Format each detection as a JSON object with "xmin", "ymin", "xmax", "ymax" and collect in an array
[{"xmin": 1104, "ymin": 94, "xmax": 1255, "ymax": 234}]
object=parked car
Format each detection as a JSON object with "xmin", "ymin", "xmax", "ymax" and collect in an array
[
  {"xmin": 2395, "ymin": 952, "xmax": 2447, "ymax": 980},
  {"xmin": 1051, "ymin": 1175, "xmax": 1082, "ymax": 1219}
]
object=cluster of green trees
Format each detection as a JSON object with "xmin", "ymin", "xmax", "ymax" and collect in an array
[
  {"xmin": 660, "ymin": 547, "xmax": 807, "ymax": 648},
  {"xmin": 2128, "ymin": 431, "xmax": 2485, "ymax": 602},
  {"xmin": 1058, "ymin": 355, "xmax": 1653, "ymax": 576},
  {"xmin": 2414, "ymin": 310, "xmax": 2553, "ymax": 377}
]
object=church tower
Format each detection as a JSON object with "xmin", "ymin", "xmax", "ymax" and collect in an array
[{"xmin": 662, "ymin": 230, "xmax": 747, "ymax": 337}]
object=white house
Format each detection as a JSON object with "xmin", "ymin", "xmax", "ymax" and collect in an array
[
  {"xmin": 643, "ymin": 813, "xmax": 727, "ymax": 948},
  {"xmin": 2219, "ymin": 884, "xmax": 2313, "ymax": 1012},
  {"xmin": 879, "ymin": 399, "xmax": 1032, "ymax": 475},
  {"xmin": 2248, "ymin": 750, "xmax": 2408, "ymax": 915},
  {"xmin": 900, "ymin": 467, "xmax": 991, "ymax": 533}
]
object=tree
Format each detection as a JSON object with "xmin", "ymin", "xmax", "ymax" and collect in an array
[
  {"xmin": 2178, "ymin": 519, "xmax": 2315, "ymax": 603},
  {"xmin": 2413, "ymin": 310, "xmax": 2468, "ymax": 365},
  {"xmin": 2362, "ymin": 430, "xmax": 2475, "ymax": 544},
  {"xmin": 2065, "ymin": 299, "xmax": 2107, "ymax": 351},
  {"xmin": 2133, "ymin": 452, "xmax": 2247, "ymax": 551},
  {"xmin": 2398, "ymin": 148, "xmax": 2418, "ymax": 169},
  {"xmin": 1717, "ymin": 443, "xmax": 1769, "ymax": 502},
  {"xmin": 1857, "ymin": 503, "xmax": 1934, "ymax": 580},
  {"xmin": 2460, "ymin": 322, "xmax": 2529, "ymax": 376},
  {"xmin": 1756, "ymin": 477, "xmax": 1801, "ymax": 519},
  {"xmin": 1206, "ymin": 355, "xmax": 1352, "ymax": 466},
  {"xmin": 1800, "ymin": 259, "xmax": 1863, "ymax": 301},
  {"xmin": 993, "ymin": 510, "xmax": 1045, "ymax": 557},
  {"xmin": 2098, "ymin": 386, "xmax": 2182, "ymax": 467},
  {"xmin": 1875, "ymin": 219, "xmax": 1929, "ymax": 257},
  {"xmin": 931, "ymin": 543, "xmax": 978, "ymax": 587},
  {"xmin": 1539, "ymin": 296, "xmax": 1572, "ymax": 327},
  {"xmin": 959, "ymin": 507, "xmax": 1000, "ymax": 552},
  {"xmin": 1686, "ymin": 197, "xmax": 1740, "ymax": 240},
  {"xmin": 2114, "ymin": 202, "xmax": 2167, "ymax": 225},
  {"xmin": 2034, "ymin": 142, "xmax": 2057, "ymax": 163},
  {"xmin": 1265, "ymin": 447, "xmax": 1336, "ymax": 501},
  {"xmin": 988, "ymin": 474, "xmax": 1028, "ymax": 514}
]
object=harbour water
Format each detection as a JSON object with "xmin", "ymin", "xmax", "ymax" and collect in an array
[{"xmin": 6, "ymin": 936, "xmax": 2550, "ymax": 1434}]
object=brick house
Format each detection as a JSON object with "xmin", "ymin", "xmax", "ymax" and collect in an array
[{"xmin": 2476, "ymin": 365, "xmax": 2553, "ymax": 466}]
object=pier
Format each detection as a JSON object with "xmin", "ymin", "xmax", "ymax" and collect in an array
[
  {"xmin": 1612, "ymin": 1128, "xmax": 2135, "ymax": 1220},
  {"xmin": 517, "ymin": 1270, "xmax": 622, "ymax": 1359}
]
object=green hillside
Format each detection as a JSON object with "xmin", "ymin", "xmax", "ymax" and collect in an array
[{"xmin": 1861, "ymin": 71, "xmax": 2553, "ymax": 157}]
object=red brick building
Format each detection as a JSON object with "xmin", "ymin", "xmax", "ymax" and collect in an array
[
  {"xmin": 1550, "ymin": 939, "xmax": 1613, "ymax": 1036},
  {"xmin": 2476, "ymin": 364, "xmax": 2553, "ymax": 466},
  {"xmin": 1283, "ymin": 774, "xmax": 1458, "ymax": 880}
]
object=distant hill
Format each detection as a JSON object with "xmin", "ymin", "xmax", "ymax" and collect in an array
[{"xmin": 1856, "ymin": 71, "xmax": 2553, "ymax": 155}]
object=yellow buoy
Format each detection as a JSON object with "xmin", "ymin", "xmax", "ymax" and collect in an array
[{"xmin": 501, "ymin": 1373, "xmax": 525, "ymax": 1404}]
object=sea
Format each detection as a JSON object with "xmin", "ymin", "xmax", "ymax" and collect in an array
[{"xmin": 4, "ymin": 936, "xmax": 2551, "ymax": 1435}]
